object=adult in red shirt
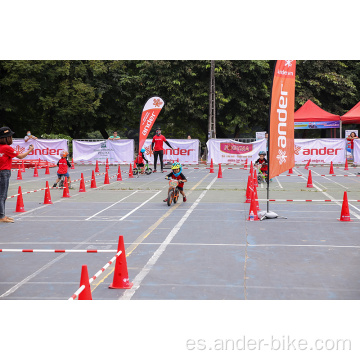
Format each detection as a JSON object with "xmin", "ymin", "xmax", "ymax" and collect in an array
[
  {"xmin": 151, "ymin": 127, "xmax": 173, "ymax": 173},
  {"xmin": 0, "ymin": 127, "xmax": 34, "ymax": 223},
  {"xmin": 346, "ymin": 132, "xmax": 358, "ymax": 165}
]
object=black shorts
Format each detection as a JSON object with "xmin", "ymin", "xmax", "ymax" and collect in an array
[{"xmin": 136, "ymin": 163, "xmax": 144, "ymax": 168}]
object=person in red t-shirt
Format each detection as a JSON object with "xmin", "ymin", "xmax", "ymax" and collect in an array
[
  {"xmin": 151, "ymin": 127, "xmax": 173, "ymax": 173},
  {"xmin": 0, "ymin": 126, "xmax": 34, "ymax": 223},
  {"xmin": 52, "ymin": 151, "xmax": 73, "ymax": 188},
  {"xmin": 346, "ymin": 132, "xmax": 358, "ymax": 165},
  {"xmin": 255, "ymin": 151, "xmax": 268, "ymax": 175},
  {"xmin": 135, "ymin": 148, "xmax": 148, "ymax": 174}
]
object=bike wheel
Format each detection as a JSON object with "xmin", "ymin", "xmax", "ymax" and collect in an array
[
  {"xmin": 167, "ymin": 190, "xmax": 174, "ymax": 206},
  {"xmin": 173, "ymin": 190, "xmax": 179, "ymax": 204},
  {"xmin": 132, "ymin": 168, "xmax": 139, "ymax": 176},
  {"xmin": 145, "ymin": 167, "xmax": 152, "ymax": 175}
]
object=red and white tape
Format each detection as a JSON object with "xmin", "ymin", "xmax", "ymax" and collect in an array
[
  {"xmin": 0, "ymin": 249, "xmax": 116, "ymax": 253},
  {"xmin": 257, "ymin": 199, "xmax": 360, "ymax": 202}
]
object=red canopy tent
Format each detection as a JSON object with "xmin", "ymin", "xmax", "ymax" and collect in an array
[
  {"xmin": 341, "ymin": 101, "xmax": 360, "ymax": 124},
  {"xmin": 294, "ymin": 99, "xmax": 341, "ymax": 122}
]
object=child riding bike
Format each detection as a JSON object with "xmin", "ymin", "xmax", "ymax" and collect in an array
[
  {"xmin": 135, "ymin": 148, "xmax": 149, "ymax": 174},
  {"xmin": 255, "ymin": 151, "xmax": 268, "ymax": 182},
  {"xmin": 163, "ymin": 162, "xmax": 187, "ymax": 203},
  {"xmin": 53, "ymin": 151, "xmax": 73, "ymax": 189}
]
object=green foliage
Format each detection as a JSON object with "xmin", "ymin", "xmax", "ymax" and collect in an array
[{"xmin": 41, "ymin": 133, "xmax": 73, "ymax": 155}]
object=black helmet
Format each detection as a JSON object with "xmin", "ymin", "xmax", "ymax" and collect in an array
[
  {"xmin": 156, "ymin": 127, "xmax": 161, "ymax": 131},
  {"xmin": 0, "ymin": 127, "xmax": 15, "ymax": 139}
]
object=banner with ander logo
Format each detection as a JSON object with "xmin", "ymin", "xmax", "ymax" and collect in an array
[
  {"xmin": 72, "ymin": 139, "xmax": 134, "ymax": 164},
  {"xmin": 207, "ymin": 139, "xmax": 266, "ymax": 164},
  {"xmin": 294, "ymin": 139, "xmax": 346, "ymax": 164},
  {"xmin": 269, "ymin": 60, "xmax": 296, "ymax": 179},
  {"xmin": 143, "ymin": 139, "xmax": 199, "ymax": 164},
  {"xmin": 11, "ymin": 139, "xmax": 68, "ymax": 163},
  {"xmin": 351, "ymin": 139, "xmax": 360, "ymax": 165},
  {"xmin": 139, "ymin": 96, "xmax": 165, "ymax": 151}
]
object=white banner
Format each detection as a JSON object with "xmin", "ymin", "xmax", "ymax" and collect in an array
[
  {"xmin": 294, "ymin": 138, "xmax": 346, "ymax": 164},
  {"xmin": 73, "ymin": 140, "xmax": 134, "ymax": 164},
  {"xmin": 206, "ymin": 139, "xmax": 266, "ymax": 164},
  {"xmin": 11, "ymin": 139, "xmax": 68, "ymax": 163},
  {"xmin": 143, "ymin": 139, "xmax": 199, "ymax": 164},
  {"xmin": 353, "ymin": 139, "xmax": 360, "ymax": 164}
]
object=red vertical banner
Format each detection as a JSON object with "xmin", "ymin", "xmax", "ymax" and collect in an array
[
  {"xmin": 139, "ymin": 97, "xmax": 165, "ymax": 151},
  {"xmin": 269, "ymin": 60, "xmax": 296, "ymax": 179}
]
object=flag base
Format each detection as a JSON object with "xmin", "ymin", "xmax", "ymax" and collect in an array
[{"xmin": 258, "ymin": 210, "xmax": 287, "ymax": 221}]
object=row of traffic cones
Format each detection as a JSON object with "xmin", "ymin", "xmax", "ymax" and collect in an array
[
  {"xmin": 209, "ymin": 159, "xmax": 223, "ymax": 178},
  {"xmin": 77, "ymin": 236, "xmax": 133, "ymax": 300},
  {"xmin": 305, "ymin": 158, "xmax": 349, "ymax": 171}
]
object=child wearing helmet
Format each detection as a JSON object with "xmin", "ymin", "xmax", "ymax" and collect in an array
[
  {"xmin": 255, "ymin": 151, "xmax": 268, "ymax": 175},
  {"xmin": 163, "ymin": 162, "xmax": 187, "ymax": 202},
  {"xmin": 53, "ymin": 151, "xmax": 73, "ymax": 188},
  {"xmin": 135, "ymin": 148, "xmax": 149, "ymax": 174}
]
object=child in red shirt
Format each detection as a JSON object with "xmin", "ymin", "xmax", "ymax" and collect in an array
[{"xmin": 53, "ymin": 151, "xmax": 73, "ymax": 188}]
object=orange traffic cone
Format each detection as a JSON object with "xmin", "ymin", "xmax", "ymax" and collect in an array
[
  {"xmin": 109, "ymin": 236, "xmax": 133, "ymax": 289},
  {"xmin": 247, "ymin": 191, "xmax": 259, "ymax": 221},
  {"xmin": 344, "ymin": 158, "xmax": 349, "ymax": 171},
  {"xmin": 245, "ymin": 174, "xmax": 254, "ymax": 203},
  {"xmin": 338, "ymin": 191, "xmax": 352, "ymax": 222},
  {"xmin": 210, "ymin": 158, "xmax": 214, "ymax": 173},
  {"xmin": 104, "ymin": 169, "xmax": 110, "ymax": 184},
  {"xmin": 95, "ymin": 160, "xmax": 99, "ymax": 173},
  {"xmin": 15, "ymin": 186, "xmax": 26, "ymax": 212},
  {"xmin": 253, "ymin": 169, "xmax": 258, "ymax": 188},
  {"xmin": 253, "ymin": 180, "xmax": 260, "ymax": 210},
  {"xmin": 244, "ymin": 158, "xmax": 248, "ymax": 170},
  {"xmin": 329, "ymin": 161, "xmax": 334, "ymax": 175},
  {"xmin": 117, "ymin": 165, "xmax": 122, "ymax": 181},
  {"xmin": 33, "ymin": 165, "xmax": 39, "ymax": 177},
  {"xmin": 43, "ymin": 181, "xmax": 53, "ymax": 204},
  {"xmin": 79, "ymin": 173, "xmax": 86, "ymax": 192},
  {"xmin": 71, "ymin": 158, "xmax": 75, "ymax": 169},
  {"xmin": 288, "ymin": 167, "xmax": 293, "ymax": 174},
  {"xmin": 129, "ymin": 164, "xmax": 134, "ymax": 178},
  {"xmin": 45, "ymin": 162, "xmax": 50, "ymax": 175},
  {"xmin": 90, "ymin": 171, "xmax": 97, "ymax": 188},
  {"xmin": 218, "ymin": 163, "xmax": 223, "ymax": 178},
  {"xmin": 17, "ymin": 168, "xmax": 22, "ymax": 180},
  {"xmin": 305, "ymin": 158, "xmax": 311, "ymax": 170},
  {"xmin": 21, "ymin": 160, "xmax": 25, "ymax": 172},
  {"xmin": 62, "ymin": 176, "xmax": 71, "ymax": 198},
  {"xmin": 307, "ymin": 170, "xmax": 314, "ymax": 188},
  {"xmin": 106, "ymin": 158, "xmax": 109, "ymax": 170},
  {"xmin": 78, "ymin": 265, "xmax": 93, "ymax": 300}
]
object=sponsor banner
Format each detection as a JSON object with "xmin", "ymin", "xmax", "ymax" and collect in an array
[
  {"xmin": 269, "ymin": 60, "xmax": 296, "ymax": 179},
  {"xmin": 294, "ymin": 121, "xmax": 340, "ymax": 129},
  {"xmin": 139, "ymin": 97, "xmax": 165, "ymax": 151},
  {"xmin": 294, "ymin": 139, "xmax": 346, "ymax": 164},
  {"xmin": 11, "ymin": 139, "xmax": 68, "ymax": 163},
  {"xmin": 354, "ymin": 139, "xmax": 360, "ymax": 164},
  {"xmin": 143, "ymin": 139, "xmax": 199, "ymax": 164},
  {"xmin": 207, "ymin": 139, "xmax": 266, "ymax": 164},
  {"xmin": 256, "ymin": 132, "xmax": 266, "ymax": 140},
  {"xmin": 73, "ymin": 140, "xmax": 134, "ymax": 164}
]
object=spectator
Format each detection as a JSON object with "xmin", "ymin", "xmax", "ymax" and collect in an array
[
  {"xmin": 24, "ymin": 131, "xmax": 37, "ymax": 142},
  {"xmin": 187, "ymin": 135, "xmax": 192, "ymax": 139},
  {"xmin": 0, "ymin": 127, "xmax": 34, "ymax": 223},
  {"xmin": 265, "ymin": 132, "xmax": 268, "ymax": 152},
  {"xmin": 108, "ymin": 131, "xmax": 121, "ymax": 140},
  {"xmin": 346, "ymin": 131, "xmax": 358, "ymax": 166}
]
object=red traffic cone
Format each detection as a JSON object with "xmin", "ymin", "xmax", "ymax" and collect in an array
[
  {"xmin": 38, "ymin": 158, "xmax": 41, "ymax": 166},
  {"xmin": 78, "ymin": 265, "xmax": 93, "ymax": 300},
  {"xmin": 218, "ymin": 163, "xmax": 223, "ymax": 178},
  {"xmin": 253, "ymin": 169, "xmax": 258, "ymax": 188},
  {"xmin": 43, "ymin": 181, "xmax": 53, "ymax": 204},
  {"xmin": 307, "ymin": 170, "xmax": 314, "ymax": 188},
  {"xmin": 250, "ymin": 160, "xmax": 253, "ymax": 175},
  {"xmin": 33, "ymin": 165, "xmax": 38, "ymax": 177},
  {"xmin": 329, "ymin": 161, "xmax": 334, "ymax": 175},
  {"xmin": 117, "ymin": 165, "xmax": 122, "ymax": 181},
  {"xmin": 90, "ymin": 171, "xmax": 97, "ymax": 188},
  {"xmin": 247, "ymin": 191, "xmax": 259, "ymax": 221},
  {"xmin": 210, "ymin": 158, "xmax": 214, "ymax": 173},
  {"xmin": 129, "ymin": 164, "xmax": 134, "ymax": 178},
  {"xmin": 15, "ymin": 186, "xmax": 26, "ymax": 212},
  {"xmin": 62, "ymin": 176, "xmax": 71, "ymax": 198},
  {"xmin": 21, "ymin": 160, "xmax": 25, "ymax": 172},
  {"xmin": 288, "ymin": 167, "xmax": 293, "ymax": 174},
  {"xmin": 79, "ymin": 173, "xmax": 86, "ymax": 192},
  {"xmin": 344, "ymin": 158, "xmax": 349, "ymax": 171},
  {"xmin": 338, "ymin": 191, "xmax": 352, "ymax": 222},
  {"xmin": 71, "ymin": 158, "xmax": 75, "ymax": 169},
  {"xmin": 17, "ymin": 168, "xmax": 22, "ymax": 180},
  {"xmin": 104, "ymin": 169, "xmax": 110, "ymax": 184},
  {"xmin": 253, "ymin": 180, "xmax": 260, "ymax": 210},
  {"xmin": 106, "ymin": 158, "xmax": 109, "ymax": 170},
  {"xmin": 45, "ymin": 162, "xmax": 50, "ymax": 175},
  {"xmin": 305, "ymin": 158, "xmax": 311, "ymax": 170},
  {"xmin": 245, "ymin": 174, "xmax": 254, "ymax": 203},
  {"xmin": 109, "ymin": 236, "xmax": 133, "ymax": 289},
  {"xmin": 95, "ymin": 160, "xmax": 99, "ymax": 173},
  {"xmin": 244, "ymin": 158, "xmax": 248, "ymax": 170}
]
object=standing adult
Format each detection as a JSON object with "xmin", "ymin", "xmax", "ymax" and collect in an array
[
  {"xmin": 151, "ymin": 127, "xmax": 173, "ymax": 173},
  {"xmin": 0, "ymin": 127, "xmax": 34, "ymax": 223},
  {"xmin": 24, "ymin": 131, "xmax": 37, "ymax": 142},
  {"xmin": 108, "ymin": 131, "xmax": 121, "ymax": 140},
  {"xmin": 346, "ymin": 131, "xmax": 358, "ymax": 166}
]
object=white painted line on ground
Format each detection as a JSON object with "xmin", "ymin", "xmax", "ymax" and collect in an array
[
  {"xmin": 311, "ymin": 170, "xmax": 349, "ymax": 189},
  {"xmin": 275, "ymin": 176, "xmax": 283, "ymax": 189},
  {"xmin": 120, "ymin": 175, "xmax": 219, "ymax": 300}
]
